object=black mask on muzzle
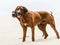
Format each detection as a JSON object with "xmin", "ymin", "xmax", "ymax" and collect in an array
[
  {"xmin": 12, "ymin": 11, "xmax": 17, "ymax": 17},
  {"xmin": 12, "ymin": 11, "xmax": 22, "ymax": 18}
]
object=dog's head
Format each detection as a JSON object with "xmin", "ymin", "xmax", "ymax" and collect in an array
[{"xmin": 12, "ymin": 6, "xmax": 28, "ymax": 18}]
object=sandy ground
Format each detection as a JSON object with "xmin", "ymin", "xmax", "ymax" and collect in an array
[{"xmin": 0, "ymin": 14, "xmax": 60, "ymax": 45}]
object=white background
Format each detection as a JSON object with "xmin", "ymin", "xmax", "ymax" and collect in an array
[{"xmin": 0, "ymin": 0, "xmax": 60, "ymax": 45}]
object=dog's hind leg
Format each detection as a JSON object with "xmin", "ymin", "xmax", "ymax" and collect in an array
[
  {"xmin": 49, "ymin": 20, "xmax": 60, "ymax": 39},
  {"xmin": 38, "ymin": 24, "xmax": 48, "ymax": 39}
]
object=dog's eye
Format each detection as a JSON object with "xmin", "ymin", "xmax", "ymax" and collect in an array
[{"xmin": 16, "ymin": 8, "xmax": 20, "ymax": 10}]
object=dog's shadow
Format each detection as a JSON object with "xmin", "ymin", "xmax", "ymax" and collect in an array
[
  {"xmin": 35, "ymin": 37, "xmax": 58, "ymax": 42},
  {"xmin": 19, "ymin": 36, "xmax": 59, "ymax": 42}
]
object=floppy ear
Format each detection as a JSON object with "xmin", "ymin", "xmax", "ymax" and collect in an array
[{"xmin": 23, "ymin": 7, "xmax": 28, "ymax": 14}]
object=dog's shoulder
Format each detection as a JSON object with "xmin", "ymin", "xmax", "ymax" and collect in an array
[
  {"xmin": 27, "ymin": 11, "xmax": 40, "ymax": 15},
  {"xmin": 25, "ymin": 11, "xmax": 35, "ymax": 17}
]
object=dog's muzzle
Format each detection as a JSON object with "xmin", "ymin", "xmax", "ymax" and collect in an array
[{"xmin": 12, "ymin": 11, "xmax": 21, "ymax": 18}]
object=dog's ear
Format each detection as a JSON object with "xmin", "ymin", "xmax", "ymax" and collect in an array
[{"xmin": 23, "ymin": 7, "xmax": 28, "ymax": 14}]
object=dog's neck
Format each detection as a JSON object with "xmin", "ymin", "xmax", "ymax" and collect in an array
[
  {"xmin": 17, "ymin": 15, "xmax": 26, "ymax": 23},
  {"xmin": 17, "ymin": 16, "xmax": 29, "ymax": 27},
  {"xmin": 22, "ymin": 11, "xmax": 28, "ymax": 16}
]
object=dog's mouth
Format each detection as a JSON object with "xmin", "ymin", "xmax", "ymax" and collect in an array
[{"xmin": 17, "ymin": 15, "xmax": 21, "ymax": 18}]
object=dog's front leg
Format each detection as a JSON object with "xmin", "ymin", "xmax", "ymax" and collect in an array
[
  {"xmin": 31, "ymin": 26, "xmax": 35, "ymax": 41},
  {"xmin": 22, "ymin": 26, "xmax": 27, "ymax": 42}
]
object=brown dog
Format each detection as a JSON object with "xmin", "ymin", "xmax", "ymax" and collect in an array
[{"xmin": 12, "ymin": 6, "xmax": 59, "ymax": 42}]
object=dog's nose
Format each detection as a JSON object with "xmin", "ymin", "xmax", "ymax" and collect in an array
[{"xmin": 12, "ymin": 11, "xmax": 15, "ymax": 15}]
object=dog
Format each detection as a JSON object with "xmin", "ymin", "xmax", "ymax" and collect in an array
[{"xmin": 12, "ymin": 6, "xmax": 59, "ymax": 42}]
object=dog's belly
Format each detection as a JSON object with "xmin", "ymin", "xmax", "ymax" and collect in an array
[
  {"xmin": 34, "ymin": 21, "xmax": 41, "ymax": 26},
  {"xmin": 34, "ymin": 17, "xmax": 41, "ymax": 26},
  {"xmin": 24, "ymin": 22, "xmax": 40, "ymax": 27}
]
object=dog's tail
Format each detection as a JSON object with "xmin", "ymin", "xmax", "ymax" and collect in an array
[
  {"xmin": 50, "ymin": 11, "xmax": 53, "ymax": 15},
  {"xmin": 50, "ymin": 11, "xmax": 56, "ymax": 25},
  {"xmin": 50, "ymin": 11, "xmax": 54, "ymax": 18}
]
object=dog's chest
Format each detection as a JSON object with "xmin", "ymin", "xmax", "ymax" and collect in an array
[{"xmin": 19, "ymin": 17, "xmax": 29, "ymax": 27}]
